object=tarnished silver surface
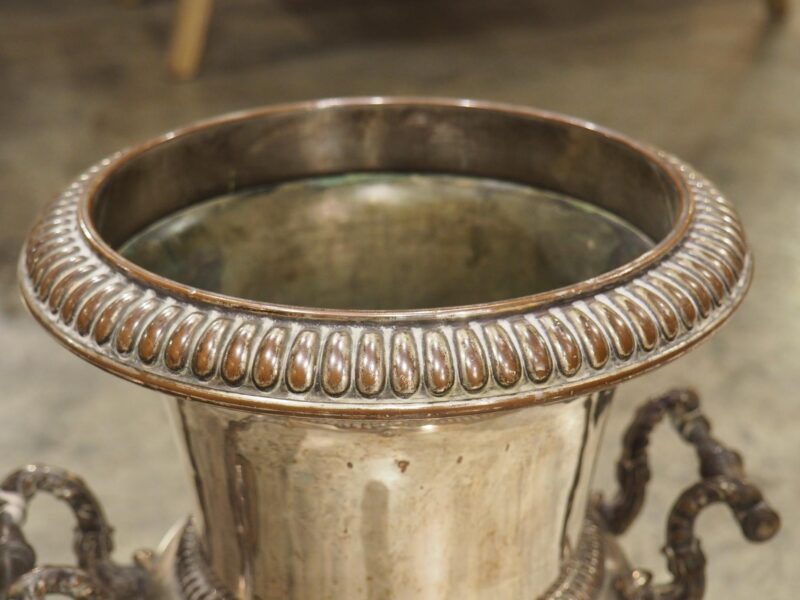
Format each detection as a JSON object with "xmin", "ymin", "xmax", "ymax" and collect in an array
[
  {"xmin": 10, "ymin": 98, "xmax": 776, "ymax": 599},
  {"xmin": 170, "ymin": 392, "xmax": 611, "ymax": 599},
  {"xmin": 153, "ymin": 513, "xmax": 630, "ymax": 600},
  {"xmin": 18, "ymin": 99, "xmax": 752, "ymax": 415},
  {"xmin": 118, "ymin": 174, "xmax": 652, "ymax": 311}
]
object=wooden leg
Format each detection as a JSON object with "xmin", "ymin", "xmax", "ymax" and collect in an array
[
  {"xmin": 765, "ymin": 0, "xmax": 789, "ymax": 20},
  {"xmin": 167, "ymin": 0, "xmax": 214, "ymax": 81}
]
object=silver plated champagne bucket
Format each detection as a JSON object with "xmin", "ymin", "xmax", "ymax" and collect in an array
[{"xmin": 4, "ymin": 98, "xmax": 779, "ymax": 600}]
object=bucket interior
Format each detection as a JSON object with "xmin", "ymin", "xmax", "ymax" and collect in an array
[
  {"xmin": 118, "ymin": 174, "xmax": 653, "ymax": 310},
  {"xmin": 89, "ymin": 102, "xmax": 682, "ymax": 311}
]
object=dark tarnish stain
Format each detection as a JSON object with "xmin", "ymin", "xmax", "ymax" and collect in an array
[
  {"xmin": 361, "ymin": 481, "xmax": 392, "ymax": 600},
  {"xmin": 176, "ymin": 399, "xmax": 211, "ymax": 553},
  {"xmin": 347, "ymin": 461, "xmax": 354, "ymax": 469},
  {"xmin": 594, "ymin": 388, "xmax": 615, "ymax": 425},
  {"xmin": 225, "ymin": 417, "xmax": 260, "ymax": 594},
  {"xmin": 457, "ymin": 456, "xmax": 463, "ymax": 464},
  {"xmin": 560, "ymin": 396, "xmax": 592, "ymax": 559},
  {"xmin": 395, "ymin": 459, "xmax": 410, "ymax": 473},
  {"xmin": 466, "ymin": 224, "xmax": 488, "ymax": 268}
]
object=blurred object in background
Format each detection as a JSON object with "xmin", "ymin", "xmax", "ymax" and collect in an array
[
  {"xmin": 167, "ymin": 0, "xmax": 214, "ymax": 80},
  {"xmin": 162, "ymin": 0, "xmax": 790, "ymax": 80}
]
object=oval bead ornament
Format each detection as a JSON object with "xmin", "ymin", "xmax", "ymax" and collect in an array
[
  {"xmin": 94, "ymin": 292, "xmax": 140, "ymax": 346},
  {"xmin": 424, "ymin": 331, "xmax": 454, "ymax": 396},
  {"xmin": 391, "ymin": 332, "xmax": 420, "ymax": 397},
  {"xmin": 322, "ymin": 331, "xmax": 352, "ymax": 396},
  {"xmin": 138, "ymin": 305, "xmax": 182, "ymax": 364},
  {"xmin": 165, "ymin": 313, "xmax": 205, "ymax": 372},
  {"xmin": 76, "ymin": 284, "xmax": 121, "ymax": 337},
  {"xmin": 356, "ymin": 331, "xmax": 385, "ymax": 397},
  {"xmin": 590, "ymin": 301, "xmax": 635, "ymax": 360},
  {"xmin": 192, "ymin": 319, "xmax": 231, "ymax": 380},
  {"xmin": 286, "ymin": 331, "xmax": 319, "ymax": 393},
  {"xmin": 455, "ymin": 328, "xmax": 488, "ymax": 392},
  {"xmin": 60, "ymin": 274, "xmax": 106, "ymax": 324},
  {"xmin": 613, "ymin": 294, "xmax": 658, "ymax": 352},
  {"xmin": 513, "ymin": 320, "xmax": 554, "ymax": 383},
  {"xmin": 252, "ymin": 327, "xmax": 288, "ymax": 391},
  {"xmin": 542, "ymin": 315, "xmax": 582, "ymax": 377},
  {"xmin": 567, "ymin": 309, "xmax": 610, "ymax": 370},
  {"xmin": 484, "ymin": 324, "xmax": 522, "ymax": 388},
  {"xmin": 221, "ymin": 324, "xmax": 257, "ymax": 386},
  {"xmin": 16, "ymin": 99, "xmax": 752, "ymax": 414},
  {"xmin": 115, "ymin": 298, "xmax": 159, "ymax": 355}
]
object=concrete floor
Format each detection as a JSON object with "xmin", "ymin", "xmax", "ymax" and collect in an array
[{"xmin": 0, "ymin": 0, "xmax": 797, "ymax": 597}]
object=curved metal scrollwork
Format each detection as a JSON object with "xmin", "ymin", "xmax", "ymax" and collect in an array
[
  {"xmin": 598, "ymin": 388, "xmax": 780, "ymax": 600},
  {"xmin": 0, "ymin": 464, "xmax": 153, "ymax": 600},
  {"xmin": 175, "ymin": 521, "xmax": 236, "ymax": 600},
  {"xmin": 8, "ymin": 566, "xmax": 107, "ymax": 600}
]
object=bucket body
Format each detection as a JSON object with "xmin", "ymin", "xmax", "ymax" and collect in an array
[
  {"xmin": 18, "ymin": 98, "xmax": 756, "ymax": 600},
  {"xmin": 171, "ymin": 391, "xmax": 611, "ymax": 599}
]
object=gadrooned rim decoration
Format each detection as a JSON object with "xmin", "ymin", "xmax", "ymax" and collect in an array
[{"xmin": 18, "ymin": 103, "xmax": 751, "ymax": 417}]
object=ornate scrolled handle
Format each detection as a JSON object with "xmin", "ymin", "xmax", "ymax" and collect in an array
[
  {"xmin": 7, "ymin": 567, "xmax": 107, "ymax": 600},
  {"xmin": 0, "ymin": 465, "xmax": 153, "ymax": 600},
  {"xmin": 0, "ymin": 501, "xmax": 36, "ymax": 598},
  {"xmin": 598, "ymin": 389, "xmax": 780, "ymax": 600}
]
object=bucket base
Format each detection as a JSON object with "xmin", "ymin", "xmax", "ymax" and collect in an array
[{"xmin": 151, "ymin": 515, "xmax": 629, "ymax": 600}]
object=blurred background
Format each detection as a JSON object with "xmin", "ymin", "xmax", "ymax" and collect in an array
[{"xmin": 1, "ymin": 0, "xmax": 797, "ymax": 597}]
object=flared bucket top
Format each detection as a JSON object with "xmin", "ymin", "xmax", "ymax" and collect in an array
[{"xmin": 19, "ymin": 98, "xmax": 751, "ymax": 416}]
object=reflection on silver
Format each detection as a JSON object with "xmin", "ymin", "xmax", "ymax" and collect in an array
[{"xmin": 169, "ymin": 391, "xmax": 613, "ymax": 599}]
